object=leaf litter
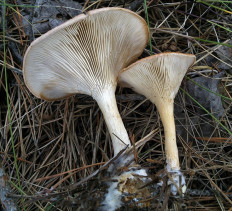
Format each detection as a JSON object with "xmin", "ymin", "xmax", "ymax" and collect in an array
[{"xmin": 0, "ymin": 0, "xmax": 232, "ymax": 210}]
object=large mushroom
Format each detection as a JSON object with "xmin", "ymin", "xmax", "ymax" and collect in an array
[
  {"xmin": 23, "ymin": 7, "xmax": 149, "ymax": 156},
  {"xmin": 119, "ymin": 52, "xmax": 196, "ymax": 194}
]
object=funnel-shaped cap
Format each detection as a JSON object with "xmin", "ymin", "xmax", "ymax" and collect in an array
[
  {"xmin": 119, "ymin": 52, "xmax": 196, "ymax": 105},
  {"xmin": 23, "ymin": 7, "xmax": 149, "ymax": 101}
]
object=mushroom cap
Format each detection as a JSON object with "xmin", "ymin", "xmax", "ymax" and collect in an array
[
  {"xmin": 119, "ymin": 52, "xmax": 196, "ymax": 104},
  {"xmin": 23, "ymin": 7, "xmax": 149, "ymax": 101}
]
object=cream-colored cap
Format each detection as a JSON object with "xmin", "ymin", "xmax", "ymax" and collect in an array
[
  {"xmin": 23, "ymin": 7, "xmax": 149, "ymax": 101},
  {"xmin": 119, "ymin": 52, "xmax": 196, "ymax": 104}
]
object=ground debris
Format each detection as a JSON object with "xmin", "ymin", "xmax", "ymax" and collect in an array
[
  {"xmin": 186, "ymin": 72, "xmax": 225, "ymax": 136},
  {"xmin": 216, "ymin": 40, "xmax": 232, "ymax": 74},
  {"xmin": 0, "ymin": 166, "xmax": 17, "ymax": 211},
  {"xmin": 1, "ymin": 1, "xmax": 232, "ymax": 210},
  {"xmin": 17, "ymin": 0, "xmax": 82, "ymax": 36}
]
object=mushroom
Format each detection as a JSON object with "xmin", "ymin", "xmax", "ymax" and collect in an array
[
  {"xmin": 119, "ymin": 52, "xmax": 196, "ymax": 194},
  {"xmin": 23, "ymin": 7, "xmax": 149, "ymax": 156}
]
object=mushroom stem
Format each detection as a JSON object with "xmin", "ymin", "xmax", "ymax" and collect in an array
[
  {"xmin": 94, "ymin": 86, "xmax": 131, "ymax": 156},
  {"xmin": 155, "ymin": 100, "xmax": 180, "ymax": 172}
]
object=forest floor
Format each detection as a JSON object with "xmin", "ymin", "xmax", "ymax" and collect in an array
[{"xmin": 0, "ymin": 0, "xmax": 232, "ymax": 210}]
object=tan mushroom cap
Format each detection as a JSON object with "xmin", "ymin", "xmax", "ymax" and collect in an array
[
  {"xmin": 119, "ymin": 52, "xmax": 196, "ymax": 104},
  {"xmin": 23, "ymin": 7, "xmax": 149, "ymax": 101}
]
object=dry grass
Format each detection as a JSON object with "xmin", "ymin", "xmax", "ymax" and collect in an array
[{"xmin": 0, "ymin": 0, "xmax": 232, "ymax": 210}]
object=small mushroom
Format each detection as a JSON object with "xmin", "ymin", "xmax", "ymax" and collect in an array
[
  {"xmin": 23, "ymin": 8, "xmax": 149, "ymax": 156},
  {"xmin": 119, "ymin": 52, "xmax": 196, "ymax": 194}
]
